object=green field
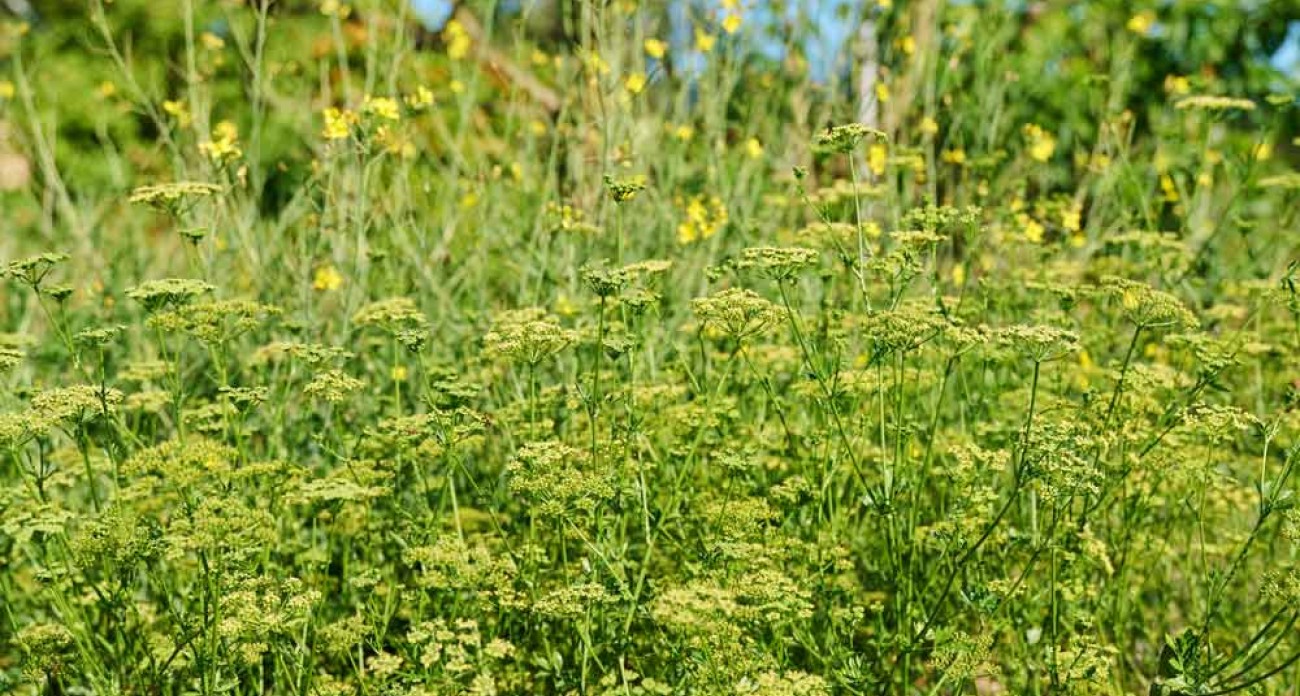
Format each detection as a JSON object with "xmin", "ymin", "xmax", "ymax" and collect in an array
[{"xmin": 2, "ymin": 1, "xmax": 1300, "ymax": 694}]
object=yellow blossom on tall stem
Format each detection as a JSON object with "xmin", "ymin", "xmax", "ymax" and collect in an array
[
  {"xmin": 313, "ymin": 265, "xmax": 343, "ymax": 291},
  {"xmin": 404, "ymin": 86, "xmax": 434, "ymax": 109},
  {"xmin": 362, "ymin": 95, "xmax": 401, "ymax": 121},
  {"xmin": 677, "ymin": 195, "xmax": 727, "ymax": 244},
  {"xmin": 1023, "ymin": 123, "xmax": 1056, "ymax": 162},
  {"xmin": 868, "ymin": 143, "xmax": 888, "ymax": 176},
  {"xmin": 1061, "ymin": 204, "xmax": 1082, "ymax": 232},
  {"xmin": 624, "ymin": 72, "xmax": 648, "ymax": 95},
  {"xmin": 322, "ymin": 107, "xmax": 357, "ymax": 140},
  {"xmin": 163, "ymin": 100, "xmax": 193, "ymax": 128},
  {"xmin": 200, "ymin": 120, "xmax": 242, "ymax": 163},
  {"xmin": 695, "ymin": 29, "xmax": 716, "ymax": 53},
  {"xmin": 1127, "ymin": 11, "xmax": 1155, "ymax": 36},
  {"xmin": 644, "ymin": 38, "xmax": 667, "ymax": 59},
  {"xmin": 444, "ymin": 19, "xmax": 471, "ymax": 60},
  {"xmin": 722, "ymin": 13, "xmax": 743, "ymax": 35}
]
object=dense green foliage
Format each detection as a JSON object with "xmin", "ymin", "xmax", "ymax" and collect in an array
[{"xmin": 2, "ymin": 1, "xmax": 1300, "ymax": 694}]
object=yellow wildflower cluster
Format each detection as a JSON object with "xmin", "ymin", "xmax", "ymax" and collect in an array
[
  {"xmin": 1022, "ymin": 123, "xmax": 1056, "ymax": 162},
  {"xmin": 1126, "ymin": 11, "xmax": 1156, "ymax": 36},
  {"xmin": 362, "ymin": 95, "xmax": 400, "ymax": 121},
  {"xmin": 695, "ymin": 29, "xmax": 716, "ymax": 53},
  {"xmin": 313, "ymin": 265, "xmax": 343, "ymax": 291},
  {"xmin": 624, "ymin": 72, "xmax": 648, "ymax": 95},
  {"xmin": 677, "ymin": 195, "xmax": 727, "ymax": 245},
  {"xmin": 868, "ymin": 143, "xmax": 888, "ymax": 176},
  {"xmin": 404, "ymin": 86, "xmax": 434, "ymax": 110},
  {"xmin": 322, "ymin": 107, "xmax": 359, "ymax": 140},
  {"xmin": 720, "ymin": 0, "xmax": 744, "ymax": 35},
  {"xmin": 163, "ymin": 100, "xmax": 192, "ymax": 128},
  {"xmin": 443, "ymin": 19, "xmax": 471, "ymax": 60},
  {"xmin": 1164, "ymin": 74, "xmax": 1191, "ymax": 95},
  {"xmin": 644, "ymin": 38, "xmax": 667, "ymax": 59},
  {"xmin": 941, "ymin": 148, "xmax": 966, "ymax": 165},
  {"xmin": 199, "ymin": 121, "xmax": 242, "ymax": 163}
]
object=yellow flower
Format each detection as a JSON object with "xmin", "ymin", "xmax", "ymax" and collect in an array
[
  {"xmin": 404, "ymin": 86, "xmax": 434, "ymax": 109},
  {"xmin": 199, "ymin": 120, "xmax": 242, "ymax": 163},
  {"xmin": 644, "ymin": 38, "xmax": 667, "ymax": 59},
  {"xmin": 450, "ymin": 80, "xmax": 465, "ymax": 94},
  {"xmin": 362, "ymin": 95, "xmax": 401, "ymax": 121},
  {"xmin": 722, "ymin": 13, "xmax": 743, "ymax": 35},
  {"xmin": 677, "ymin": 195, "xmax": 727, "ymax": 244},
  {"xmin": 744, "ymin": 137, "xmax": 763, "ymax": 159},
  {"xmin": 531, "ymin": 49, "xmax": 549, "ymax": 66},
  {"xmin": 1160, "ymin": 174, "xmax": 1179, "ymax": 202},
  {"xmin": 322, "ymin": 107, "xmax": 357, "ymax": 140},
  {"xmin": 163, "ymin": 99, "xmax": 193, "ymax": 128},
  {"xmin": 1164, "ymin": 74, "xmax": 1190, "ymax": 95},
  {"xmin": 1061, "ymin": 205, "xmax": 1081, "ymax": 232},
  {"xmin": 313, "ymin": 264, "xmax": 344, "ymax": 291},
  {"xmin": 97, "ymin": 81, "xmax": 117, "ymax": 99},
  {"xmin": 899, "ymin": 35, "xmax": 915, "ymax": 56},
  {"xmin": 868, "ymin": 143, "xmax": 888, "ymax": 176},
  {"xmin": 1023, "ymin": 123, "xmax": 1056, "ymax": 162},
  {"xmin": 941, "ymin": 149, "xmax": 966, "ymax": 165},
  {"xmin": 674, "ymin": 124, "xmax": 695, "ymax": 142},
  {"xmin": 695, "ymin": 29, "xmax": 716, "ymax": 53},
  {"xmin": 1253, "ymin": 143, "xmax": 1273, "ymax": 161},
  {"xmin": 1030, "ymin": 134, "xmax": 1056, "ymax": 162},
  {"xmin": 950, "ymin": 263, "xmax": 966, "ymax": 287},
  {"xmin": 444, "ymin": 19, "xmax": 471, "ymax": 60},
  {"xmin": 1126, "ymin": 11, "xmax": 1155, "ymax": 36},
  {"xmin": 624, "ymin": 72, "xmax": 648, "ymax": 95},
  {"xmin": 874, "ymin": 81, "xmax": 890, "ymax": 103},
  {"xmin": 1019, "ymin": 213, "xmax": 1044, "ymax": 243},
  {"xmin": 0, "ymin": 80, "xmax": 13, "ymax": 99},
  {"xmin": 390, "ymin": 365, "xmax": 408, "ymax": 381},
  {"xmin": 919, "ymin": 117, "xmax": 939, "ymax": 136}
]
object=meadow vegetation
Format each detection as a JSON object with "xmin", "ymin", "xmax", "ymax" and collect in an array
[{"xmin": 1, "ymin": 1, "xmax": 1299, "ymax": 694}]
